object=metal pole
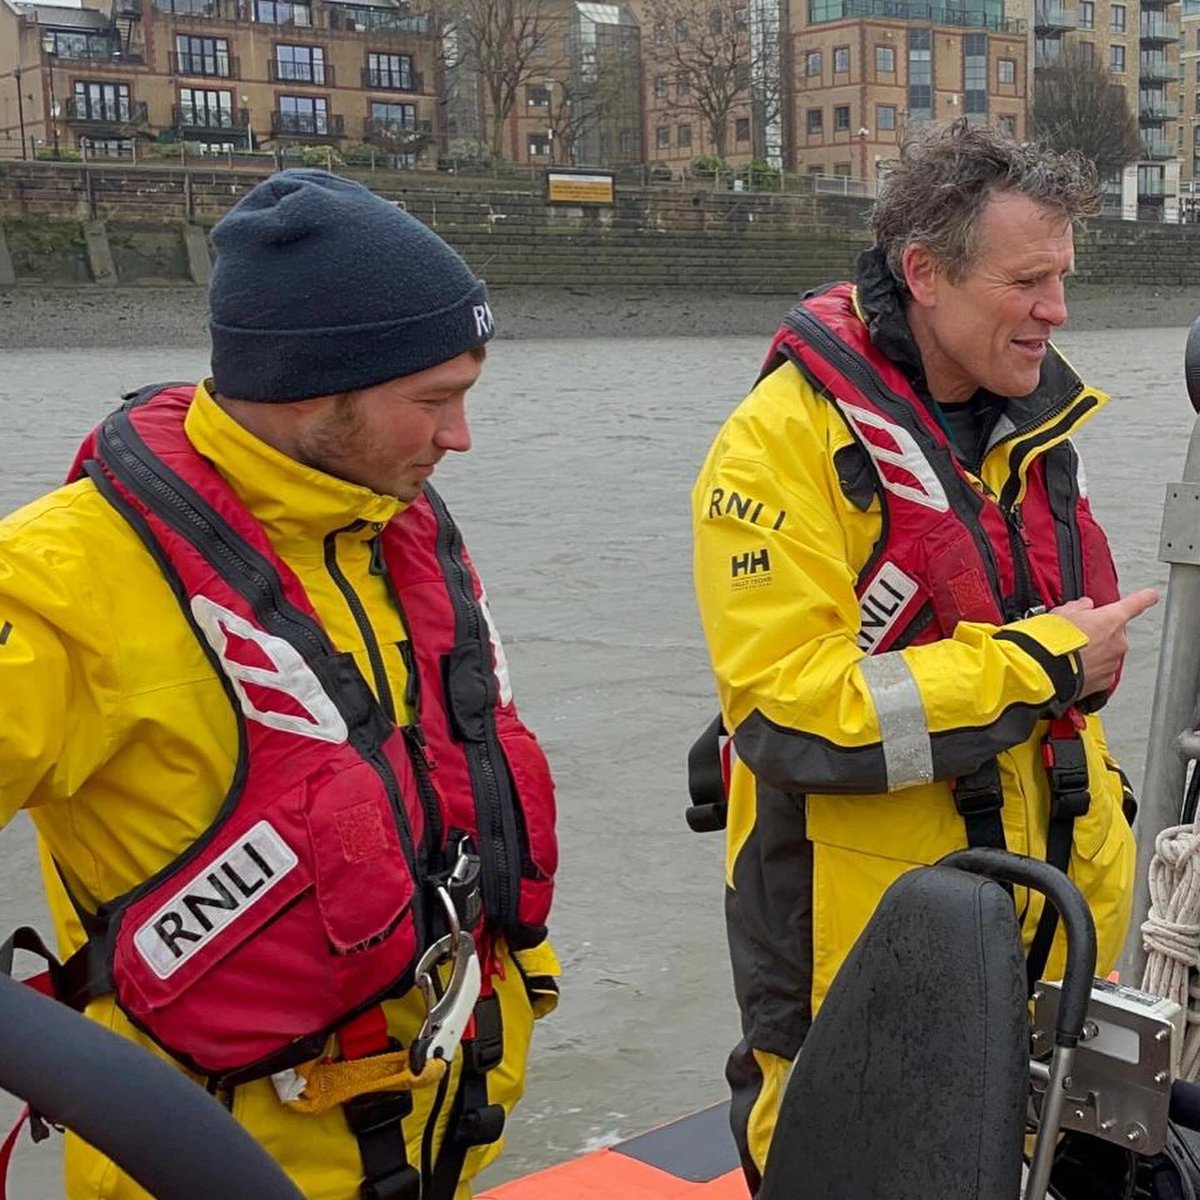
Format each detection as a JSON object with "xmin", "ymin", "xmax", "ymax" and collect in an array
[
  {"xmin": 1120, "ymin": 317, "xmax": 1200, "ymax": 986},
  {"xmin": 15, "ymin": 66, "xmax": 26, "ymax": 161}
]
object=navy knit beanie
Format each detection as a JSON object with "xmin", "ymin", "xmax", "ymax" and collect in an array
[{"xmin": 208, "ymin": 169, "xmax": 494, "ymax": 402}]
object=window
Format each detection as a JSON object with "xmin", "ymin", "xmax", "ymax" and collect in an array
[
  {"xmin": 834, "ymin": 45, "xmax": 849, "ymax": 73},
  {"xmin": 807, "ymin": 107, "xmax": 823, "ymax": 134},
  {"xmin": 997, "ymin": 113, "xmax": 1016, "ymax": 137},
  {"xmin": 1110, "ymin": 43, "xmax": 1125, "ymax": 71},
  {"xmin": 275, "ymin": 44, "xmax": 325, "ymax": 84},
  {"xmin": 675, "ymin": 19, "xmax": 688, "ymax": 41},
  {"xmin": 73, "ymin": 81, "xmax": 131, "ymax": 122},
  {"xmin": 277, "ymin": 94, "xmax": 327, "ymax": 134},
  {"xmin": 1078, "ymin": 40, "xmax": 1094, "ymax": 64},
  {"xmin": 81, "ymin": 136, "xmax": 135, "ymax": 157},
  {"xmin": 735, "ymin": 116, "xmax": 750, "ymax": 141},
  {"xmin": 678, "ymin": 123, "xmax": 692, "ymax": 148},
  {"xmin": 807, "ymin": 163, "xmax": 824, "ymax": 175},
  {"xmin": 1194, "ymin": 90, "xmax": 1200, "ymax": 114},
  {"xmin": 1110, "ymin": 4, "xmax": 1125, "ymax": 30},
  {"xmin": 734, "ymin": 6, "xmax": 749, "ymax": 27},
  {"xmin": 709, "ymin": 8, "xmax": 723, "ymax": 32},
  {"xmin": 997, "ymin": 57, "xmax": 1015, "ymax": 85},
  {"xmin": 655, "ymin": 74, "xmax": 668, "ymax": 99},
  {"xmin": 806, "ymin": 50, "xmax": 822, "ymax": 76},
  {"xmin": 834, "ymin": 104, "xmax": 850, "ymax": 131},
  {"xmin": 370, "ymin": 100, "xmax": 415, "ymax": 131},
  {"xmin": 175, "ymin": 35, "xmax": 231, "ymax": 76},
  {"xmin": 254, "ymin": 0, "xmax": 311, "ymax": 24},
  {"xmin": 963, "ymin": 32, "xmax": 986, "ymax": 116},
  {"xmin": 526, "ymin": 84, "xmax": 549, "ymax": 106},
  {"xmin": 528, "ymin": 133, "xmax": 549, "ymax": 156},
  {"xmin": 178, "ymin": 87, "xmax": 234, "ymax": 127},
  {"xmin": 1078, "ymin": 0, "xmax": 1093, "ymax": 26},
  {"xmin": 908, "ymin": 27, "xmax": 932, "ymax": 120},
  {"xmin": 875, "ymin": 44, "xmax": 895, "ymax": 72},
  {"xmin": 876, "ymin": 103, "xmax": 896, "ymax": 130},
  {"xmin": 46, "ymin": 30, "xmax": 117, "ymax": 58},
  {"xmin": 1195, "ymin": 59, "xmax": 1200, "ymax": 80},
  {"xmin": 1196, "ymin": 27, "xmax": 1200, "ymax": 47},
  {"xmin": 368, "ymin": 52, "xmax": 413, "ymax": 91},
  {"xmin": 656, "ymin": 125, "xmax": 670, "ymax": 149},
  {"xmin": 676, "ymin": 74, "xmax": 689, "ymax": 98},
  {"xmin": 834, "ymin": 162, "xmax": 851, "ymax": 176},
  {"xmin": 653, "ymin": 22, "xmax": 666, "ymax": 44}
]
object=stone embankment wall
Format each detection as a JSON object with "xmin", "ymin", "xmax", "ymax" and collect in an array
[{"xmin": 1, "ymin": 161, "xmax": 1199, "ymax": 290}]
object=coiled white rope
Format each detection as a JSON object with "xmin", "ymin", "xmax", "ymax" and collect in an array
[{"xmin": 1142, "ymin": 819, "xmax": 1200, "ymax": 1080}]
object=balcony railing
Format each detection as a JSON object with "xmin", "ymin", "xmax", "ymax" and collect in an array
[
  {"xmin": 268, "ymin": 60, "xmax": 333, "ymax": 84},
  {"xmin": 363, "ymin": 116, "xmax": 433, "ymax": 142},
  {"xmin": 169, "ymin": 50, "xmax": 239, "ymax": 76},
  {"xmin": 64, "ymin": 97, "xmax": 149, "ymax": 126},
  {"xmin": 1034, "ymin": 2, "xmax": 1077, "ymax": 31},
  {"xmin": 361, "ymin": 67, "xmax": 424, "ymax": 92},
  {"xmin": 1141, "ymin": 137, "xmax": 1174, "ymax": 159},
  {"xmin": 271, "ymin": 111, "xmax": 345, "ymax": 138},
  {"xmin": 153, "ymin": 0, "xmax": 240, "ymax": 18},
  {"xmin": 1139, "ymin": 97, "xmax": 1179, "ymax": 119},
  {"xmin": 173, "ymin": 103, "xmax": 249, "ymax": 130},
  {"xmin": 1139, "ymin": 54, "xmax": 1174, "ymax": 81},
  {"xmin": 1140, "ymin": 15, "xmax": 1179, "ymax": 39},
  {"xmin": 328, "ymin": 6, "xmax": 430, "ymax": 33}
]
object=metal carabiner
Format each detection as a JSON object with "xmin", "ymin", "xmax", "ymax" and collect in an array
[{"xmin": 409, "ymin": 885, "xmax": 481, "ymax": 1076}]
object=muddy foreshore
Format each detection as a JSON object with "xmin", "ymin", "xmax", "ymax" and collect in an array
[{"xmin": 1, "ymin": 283, "xmax": 1198, "ymax": 349}]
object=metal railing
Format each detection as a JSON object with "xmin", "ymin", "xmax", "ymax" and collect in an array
[
  {"xmin": 837, "ymin": 0, "xmax": 1024, "ymax": 31},
  {"xmin": 1034, "ymin": 3, "xmax": 1078, "ymax": 30},
  {"xmin": 1139, "ymin": 54, "xmax": 1174, "ymax": 81},
  {"xmin": 64, "ymin": 97, "xmax": 148, "ymax": 125},
  {"xmin": 1139, "ymin": 98, "xmax": 1179, "ymax": 120},
  {"xmin": 270, "ymin": 111, "xmax": 345, "ymax": 137},
  {"xmin": 1140, "ymin": 15, "xmax": 1180, "ymax": 39},
  {"xmin": 173, "ymin": 103, "xmax": 249, "ymax": 129},
  {"xmin": 363, "ymin": 116, "xmax": 433, "ymax": 141},
  {"xmin": 1141, "ymin": 137, "xmax": 1174, "ymax": 159},
  {"xmin": 361, "ymin": 67, "xmax": 423, "ymax": 92},
  {"xmin": 268, "ymin": 60, "xmax": 333, "ymax": 85},
  {"xmin": 169, "ymin": 50, "xmax": 239, "ymax": 76}
]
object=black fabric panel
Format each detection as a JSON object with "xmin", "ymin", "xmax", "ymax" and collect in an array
[
  {"xmin": 1043, "ymin": 441, "xmax": 1084, "ymax": 601},
  {"xmin": 928, "ymin": 699, "xmax": 1058, "ymax": 781},
  {"xmin": 612, "ymin": 1101, "xmax": 742, "ymax": 1183},
  {"xmin": 734, "ymin": 710, "xmax": 888, "ymax": 795},
  {"xmin": 994, "ymin": 628, "xmax": 1082, "ymax": 708},
  {"xmin": 725, "ymin": 783, "xmax": 814, "ymax": 1057},
  {"xmin": 759, "ymin": 866, "xmax": 1027, "ymax": 1200}
]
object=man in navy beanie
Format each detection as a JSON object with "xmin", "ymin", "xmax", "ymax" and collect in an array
[{"xmin": 0, "ymin": 168, "xmax": 559, "ymax": 1200}]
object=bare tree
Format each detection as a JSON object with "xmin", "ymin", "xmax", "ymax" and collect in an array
[
  {"xmin": 1032, "ymin": 46, "xmax": 1142, "ymax": 181},
  {"xmin": 433, "ymin": 0, "xmax": 555, "ymax": 162},
  {"xmin": 643, "ymin": 0, "xmax": 756, "ymax": 161}
]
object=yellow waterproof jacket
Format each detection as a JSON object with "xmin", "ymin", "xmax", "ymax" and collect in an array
[
  {"xmin": 0, "ymin": 383, "xmax": 559, "ymax": 1200},
  {"xmin": 692, "ymin": 328, "xmax": 1135, "ymax": 1069}
]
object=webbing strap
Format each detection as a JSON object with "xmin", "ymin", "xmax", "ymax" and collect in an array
[
  {"xmin": 1026, "ymin": 715, "xmax": 1091, "ymax": 993},
  {"xmin": 952, "ymin": 760, "xmax": 1008, "ymax": 853},
  {"xmin": 426, "ymin": 994, "xmax": 506, "ymax": 1200}
]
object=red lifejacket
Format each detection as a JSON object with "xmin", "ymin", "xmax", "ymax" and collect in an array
[
  {"xmin": 765, "ymin": 284, "xmax": 1120, "ymax": 650},
  {"xmin": 56, "ymin": 384, "xmax": 556, "ymax": 1082}
]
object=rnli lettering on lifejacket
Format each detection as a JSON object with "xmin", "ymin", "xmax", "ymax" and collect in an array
[
  {"xmin": 133, "ymin": 820, "xmax": 299, "ymax": 980},
  {"xmin": 856, "ymin": 561, "xmax": 919, "ymax": 652}
]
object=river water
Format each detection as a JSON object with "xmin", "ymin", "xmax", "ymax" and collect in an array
[{"xmin": 0, "ymin": 328, "xmax": 1192, "ymax": 1197}]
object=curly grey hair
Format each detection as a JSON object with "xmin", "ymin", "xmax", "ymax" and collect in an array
[{"xmin": 870, "ymin": 119, "xmax": 1100, "ymax": 287}]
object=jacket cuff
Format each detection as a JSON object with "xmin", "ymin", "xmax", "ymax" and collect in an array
[
  {"xmin": 994, "ymin": 621, "xmax": 1084, "ymax": 710},
  {"xmin": 512, "ymin": 940, "xmax": 561, "ymax": 1020}
]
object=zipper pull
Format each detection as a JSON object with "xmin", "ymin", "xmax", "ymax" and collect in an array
[
  {"xmin": 368, "ymin": 527, "xmax": 386, "ymax": 576},
  {"xmin": 405, "ymin": 722, "xmax": 437, "ymax": 772}
]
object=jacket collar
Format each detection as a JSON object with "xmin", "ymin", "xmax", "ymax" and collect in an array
[
  {"xmin": 852, "ymin": 245, "xmax": 1090, "ymax": 436},
  {"xmin": 184, "ymin": 382, "xmax": 403, "ymax": 554}
]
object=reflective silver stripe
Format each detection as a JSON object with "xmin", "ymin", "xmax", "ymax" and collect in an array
[{"xmin": 859, "ymin": 652, "xmax": 933, "ymax": 790}]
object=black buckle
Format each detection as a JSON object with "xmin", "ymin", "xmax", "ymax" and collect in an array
[
  {"xmin": 344, "ymin": 1090, "xmax": 413, "ymax": 1137},
  {"xmin": 455, "ymin": 1103, "xmax": 506, "ymax": 1148},
  {"xmin": 360, "ymin": 1165, "xmax": 420, "ymax": 1200},
  {"xmin": 466, "ymin": 994, "xmax": 504, "ymax": 1075},
  {"xmin": 952, "ymin": 770, "xmax": 1004, "ymax": 818},
  {"xmin": 430, "ymin": 835, "xmax": 483, "ymax": 932},
  {"xmin": 1044, "ymin": 737, "xmax": 1091, "ymax": 820}
]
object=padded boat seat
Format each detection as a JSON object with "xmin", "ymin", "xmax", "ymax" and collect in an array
[{"xmin": 759, "ymin": 864, "xmax": 1028, "ymax": 1200}]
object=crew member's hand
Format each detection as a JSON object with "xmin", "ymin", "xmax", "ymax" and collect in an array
[{"xmin": 1050, "ymin": 589, "xmax": 1160, "ymax": 699}]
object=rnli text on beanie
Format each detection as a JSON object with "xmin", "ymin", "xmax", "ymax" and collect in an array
[{"xmin": 208, "ymin": 169, "xmax": 494, "ymax": 402}]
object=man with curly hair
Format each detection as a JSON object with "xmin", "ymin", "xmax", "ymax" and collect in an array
[{"xmin": 692, "ymin": 120, "xmax": 1157, "ymax": 1191}]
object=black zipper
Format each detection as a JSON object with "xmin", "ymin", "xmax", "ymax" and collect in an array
[
  {"xmin": 1053, "ymin": 446, "xmax": 1083, "ymax": 600},
  {"xmin": 1003, "ymin": 503, "xmax": 1039, "ymax": 619},
  {"xmin": 324, "ymin": 521, "xmax": 396, "ymax": 724},
  {"xmin": 372, "ymin": 532, "xmax": 444, "ymax": 857},
  {"xmin": 425, "ymin": 488, "xmax": 518, "ymax": 928}
]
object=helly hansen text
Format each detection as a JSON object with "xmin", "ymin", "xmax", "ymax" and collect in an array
[
  {"xmin": 133, "ymin": 821, "xmax": 299, "ymax": 980},
  {"xmin": 731, "ymin": 548, "xmax": 771, "ymax": 577}
]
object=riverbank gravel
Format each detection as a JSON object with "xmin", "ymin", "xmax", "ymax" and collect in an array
[{"xmin": 1, "ymin": 283, "xmax": 1197, "ymax": 348}]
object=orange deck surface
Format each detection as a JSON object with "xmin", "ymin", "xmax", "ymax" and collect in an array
[{"xmin": 478, "ymin": 1154, "xmax": 747, "ymax": 1200}]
